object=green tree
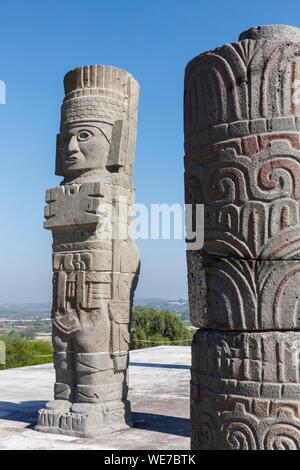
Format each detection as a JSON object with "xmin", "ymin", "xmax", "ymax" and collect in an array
[
  {"xmin": 130, "ymin": 306, "xmax": 193, "ymax": 350},
  {"xmin": 0, "ymin": 336, "xmax": 53, "ymax": 370}
]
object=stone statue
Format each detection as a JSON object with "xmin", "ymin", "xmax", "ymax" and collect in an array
[
  {"xmin": 36, "ymin": 65, "xmax": 140, "ymax": 437},
  {"xmin": 184, "ymin": 25, "xmax": 300, "ymax": 449}
]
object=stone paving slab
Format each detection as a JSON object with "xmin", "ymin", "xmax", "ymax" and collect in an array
[{"xmin": 0, "ymin": 346, "xmax": 191, "ymax": 450}]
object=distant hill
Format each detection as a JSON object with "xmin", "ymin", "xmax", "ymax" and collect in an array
[
  {"xmin": 0, "ymin": 303, "xmax": 51, "ymax": 317},
  {"xmin": 0, "ymin": 299, "xmax": 190, "ymax": 324}
]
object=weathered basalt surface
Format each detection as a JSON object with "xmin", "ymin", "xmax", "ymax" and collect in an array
[
  {"xmin": 37, "ymin": 65, "xmax": 140, "ymax": 437},
  {"xmin": 185, "ymin": 24, "xmax": 300, "ymax": 450}
]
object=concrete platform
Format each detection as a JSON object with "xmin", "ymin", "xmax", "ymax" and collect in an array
[{"xmin": 0, "ymin": 346, "xmax": 191, "ymax": 450}]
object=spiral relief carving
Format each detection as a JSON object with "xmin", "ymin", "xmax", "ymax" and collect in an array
[
  {"xmin": 225, "ymin": 422, "xmax": 258, "ymax": 450},
  {"xmin": 197, "ymin": 142, "xmax": 300, "ymax": 260},
  {"xmin": 264, "ymin": 424, "xmax": 300, "ymax": 450},
  {"xmin": 223, "ymin": 411, "xmax": 300, "ymax": 450},
  {"xmin": 209, "ymin": 167, "xmax": 248, "ymax": 204},
  {"xmin": 258, "ymin": 158, "xmax": 300, "ymax": 199}
]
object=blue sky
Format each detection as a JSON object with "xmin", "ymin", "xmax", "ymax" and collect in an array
[{"xmin": 0, "ymin": 0, "xmax": 300, "ymax": 302}]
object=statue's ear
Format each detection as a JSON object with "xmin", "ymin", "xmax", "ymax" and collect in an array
[
  {"xmin": 106, "ymin": 120, "xmax": 130, "ymax": 173},
  {"xmin": 55, "ymin": 133, "xmax": 64, "ymax": 176}
]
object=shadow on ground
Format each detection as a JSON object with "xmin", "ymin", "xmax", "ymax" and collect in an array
[
  {"xmin": 0, "ymin": 400, "xmax": 46, "ymax": 427},
  {"xmin": 132, "ymin": 412, "xmax": 190, "ymax": 437}
]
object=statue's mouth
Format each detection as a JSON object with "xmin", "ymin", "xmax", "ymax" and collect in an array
[{"xmin": 65, "ymin": 155, "xmax": 80, "ymax": 164}]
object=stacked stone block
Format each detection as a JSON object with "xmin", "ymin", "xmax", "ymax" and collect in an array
[{"xmin": 184, "ymin": 25, "xmax": 300, "ymax": 449}]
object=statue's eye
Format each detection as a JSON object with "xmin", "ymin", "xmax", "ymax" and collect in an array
[{"xmin": 78, "ymin": 130, "xmax": 92, "ymax": 141}]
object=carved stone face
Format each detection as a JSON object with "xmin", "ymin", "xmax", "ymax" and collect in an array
[{"xmin": 59, "ymin": 124, "xmax": 111, "ymax": 175}]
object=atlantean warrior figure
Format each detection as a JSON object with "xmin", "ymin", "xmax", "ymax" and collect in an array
[{"xmin": 36, "ymin": 65, "xmax": 140, "ymax": 437}]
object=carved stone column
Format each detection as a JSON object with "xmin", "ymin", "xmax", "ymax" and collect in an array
[
  {"xmin": 36, "ymin": 65, "xmax": 140, "ymax": 437},
  {"xmin": 184, "ymin": 25, "xmax": 300, "ymax": 449}
]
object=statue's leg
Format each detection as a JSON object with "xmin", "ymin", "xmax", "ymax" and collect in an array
[
  {"xmin": 73, "ymin": 351, "xmax": 120, "ymax": 405},
  {"xmin": 64, "ymin": 312, "xmax": 131, "ymax": 436},
  {"xmin": 45, "ymin": 325, "xmax": 74, "ymax": 411},
  {"xmin": 72, "ymin": 309, "xmax": 113, "ymax": 407},
  {"xmin": 36, "ymin": 327, "xmax": 74, "ymax": 432}
]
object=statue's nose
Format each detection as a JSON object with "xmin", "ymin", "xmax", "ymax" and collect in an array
[{"xmin": 68, "ymin": 135, "xmax": 79, "ymax": 153}]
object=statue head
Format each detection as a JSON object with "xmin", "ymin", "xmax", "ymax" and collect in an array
[
  {"xmin": 56, "ymin": 65, "xmax": 140, "ymax": 178},
  {"xmin": 58, "ymin": 123, "xmax": 112, "ymax": 176}
]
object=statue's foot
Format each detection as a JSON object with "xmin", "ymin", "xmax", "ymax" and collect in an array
[
  {"xmin": 45, "ymin": 400, "xmax": 71, "ymax": 411},
  {"xmin": 36, "ymin": 400, "xmax": 71, "ymax": 434},
  {"xmin": 70, "ymin": 402, "xmax": 99, "ymax": 413},
  {"xmin": 37, "ymin": 400, "xmax": 131, "ymax": 437}
]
